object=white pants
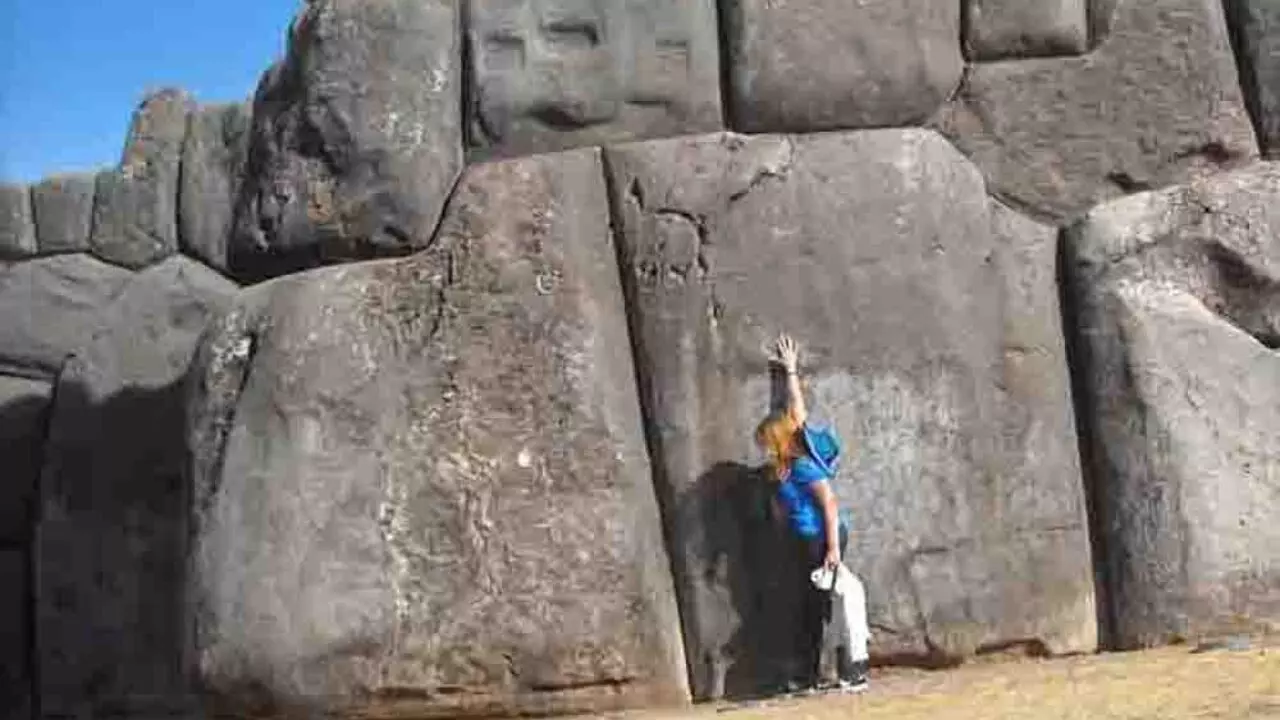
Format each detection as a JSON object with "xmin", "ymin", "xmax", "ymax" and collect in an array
[{"xmin": 813, "ymin": 564, "xmax": 870, "ymax": 662}]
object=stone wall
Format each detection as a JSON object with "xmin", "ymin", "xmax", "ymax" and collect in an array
[{"xmin": 3, "ymin": 0, "xmax": 1279, "ymax": 717}]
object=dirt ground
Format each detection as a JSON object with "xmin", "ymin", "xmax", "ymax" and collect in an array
[{"xmin": 619, "ymin": 646, "xmax": 1280, "ymax": 720}]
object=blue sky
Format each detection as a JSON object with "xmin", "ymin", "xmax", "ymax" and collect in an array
[{"xmin": 0, "ymin": 0, "xmax": 299, "ymax": 182}]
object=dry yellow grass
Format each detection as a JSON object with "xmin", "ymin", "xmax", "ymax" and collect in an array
[{"xmin": 621, "ymin": 647, "xmax": 1280, "ymax": 720}]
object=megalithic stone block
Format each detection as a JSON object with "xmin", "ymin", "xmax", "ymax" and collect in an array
[
  {"xmin": 190, "ymin": 148, "xmax": 689, "ymax": 718},
  {"xmin": 723, "ymin": 0, "xmax": 963, "ymax": 133},
  {"xmin": 604, "ymin": 128, "xmax": 1096, "ymax": 699},
  {"xmin": 90, "ymin": 89, "xmax": 192, "ymax": 269},
  {"xmin": 465, "ymin": 0, "xmax": 722, "ymax": 157},
  {"xmin": 1064, "ymin": 163, "xmax": 1280, "ymax": 649}
]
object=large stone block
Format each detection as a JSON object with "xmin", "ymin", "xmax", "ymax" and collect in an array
[
  {"xmin": 0, "ymin": 551, "xmax": 30, "ymax": 720},
  {"xmin": 180, "ymin": 103, "xmax": 251, "ymax": 273},
  {"xmin": 0, "ymin": 254, "xmax": 134, "ymax": 378},
  {"xmin": 231, "ymin": 0, "xmax": 462, "ymax": 282},
  {"xmin": 36, "ymin": 257, "xmax": 237, "ymax": 717},
  {"xmin": 0, "ymin": 376, "xmax": 52, "ymax": 546},
  {"xmin": 1225, "ymin": 0, "xmax": 1280, "ymax": 157},
  {"xmin": 964, "ymin": 0, "xmax": 1089, "ymax": 61},
  {"xmin": 936, "ymin": 0, "xmax": 1258, "ymax": 222},
  {"xmin": 603, "ymin": 129, "xmax": 1095, "ymax": 699},
  {"xmin": 466, "ymin": 0, "xmax": 722, "ymax": 158},
  {"xmin": 722, "ymin": 0, "xmax": 962, "ymax": 133},
  {"xmin": 1064, "ymin": 163, "xmax": 1280, "ymax": 649},
  {"xmin": 0, "ymin": 184, "xmax": 37, "ymax": 261},
  {"xmin": 32, "ymin": 174, "xmax": 95, "ymax": 255},
  {"xmin": 191, "ymin": 149, "xmax": 688, "ymax": 717},
  {"xmin": 90, "ymin": 89, "xmax": 192, "ymax": 269}
]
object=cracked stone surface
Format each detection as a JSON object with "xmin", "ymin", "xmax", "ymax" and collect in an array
[
  {"xmin": 465, "ymin": 0, "xmax": 722, "ymax": 158},
  {"xmin": 90, "ymin": 89, "xmax": 192, "ymax": 269},
  {"xmin": 935, "ymin": 0, "xmax": 1258, "ymax": 222},
  {"xmin": 1064, "ymin": 162, "xmax": 1280, "ymax": 649},
  {"xmin": 603, "ymin": 129, "xmax": 1095, "ymax": 700},
  {"xmin": 189, "ymin": 148, "xmax": 688, "ymax": 716},
  {"xmin": 722, "ymin": 0, "xmax": 962, "ymax": 133}
]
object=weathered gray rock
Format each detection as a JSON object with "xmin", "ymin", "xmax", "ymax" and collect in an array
[
  {"xmin": 0, "ymin": 254, "xmax": 134, "ymax": 377},
  {"xmin": 988, "ymin": 202, "xmax": 1099, "ymax": 651},
  {"xmin": 0, "ymin": 550, "xmax": 30, "ymax": 720},
  {"xmin": 180, "ymin": 103, "xmax": 251, "ymax": 273},
  {"xmin": 1064, "ymin": 163, "xmax": 1280, "ymax": 649},
  {"xmin": 91, "ymin": 89, "xmax": 192, "ymax": 269},
  {"xmin": 936, "ymin": 0, "xmax": 1258, "ymax": 222},
  {"xmin": 32, "ymin": 174, "xmax": 96, "ymax": 255},
  {"xmin": 36, "ymin": 256, "xmax": 238, "ymax": 717},
  {"xmin": 604, "ymin": 129, "xmax": 1095, "ymax": 699},
  {"xmin": 0, "ymin": 184, "xmax": 37, "ymax": 260},
  {"xmin": 722, "ymin": 0, "xmax": 962, "ymax": 133},
  {"xmin": 964, "ymin": 0, "xmax": 1089, "ymax": 61},
  {"xmin": 0, "ymin": 376, "xmax": 52, "ymax": 545},
  {"xmin": 191, "ymin": 148, "xmax": 688, "ymax": 717},
  {"xmin": 231, "ymin": 0, "xmax": 462, "ymax": 282},
  {"xmin": 466, "ymin": 0, "xmax": 722, "ymax": 158},
  {"xmin": 1225, "ymin": 0, "xmax": 1280, "ymax": 157}
]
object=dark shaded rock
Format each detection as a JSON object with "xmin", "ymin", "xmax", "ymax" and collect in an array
[
  {"xmin": 0, "ymin": 550, "xmax": 30, "ymax": 720},
  {"xmin": 0, "ymin": 376, "xmax": 52, "ymax": 546},
  {"xmin": 935, "ymin": 0, "xmax": 1258, "ymax": 222},
  {"xmin": 90, "ymin": 89, "xmax": 192, "ymax": 269},
  {"xmin": 722, "ymin": 0, "xmax": 962, "ymax": 133},
  {"xmin": 1064, "ymin": 162, "xmax": 1280, "ymax": 650},
  {"xmin": 36, "ymin": 257, "xmax": 237, "ymax": 717},
  {"xmin": 0, "ymin": 254, "xmax": 134, "ymax": 378},
  {"xmin": 466, "ymin": 0, "xmax": 722, "ymax": 158},
  {"xmin": 0, "ymin": 184, "xmax": 37, "ymax": 260},
  {"xmin": 964, "ymin": 0, "xmax": 1089, "ymax": 61},
  {"xmin": 191, "ymin": 148, "xmax": 688, "ymax": 717},
  {"xmin": 180, "ymin": 103, "xmax": 251, "ymax": 273},
  {"xmin": 1224, "ymin": 0, "xmax": 1280, "ymax": 157},
  {"xmin": 603, "ymin": 129, "xmax": 1095, "ymax": 700},
  {"xmin": 231, "ymin": 0, "xmax": 462, "ymax": 282},
  {"xmin": 31, "ymin": 174, "xmax": 96, "ymax": 255}
]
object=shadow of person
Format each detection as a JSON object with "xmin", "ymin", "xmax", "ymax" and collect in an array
[{"xmin": 686, "ymin": 460, "xmax": 803, "ymax": 701}]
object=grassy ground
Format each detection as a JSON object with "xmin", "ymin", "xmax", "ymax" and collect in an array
[{"xmin": 625, "ymin": 646, "xmax": 1280, "ymax": 720}]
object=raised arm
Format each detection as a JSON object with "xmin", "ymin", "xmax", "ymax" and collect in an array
[{"xmin": 773, "ymin": 334, "xmax": 808, "ymax": 426}]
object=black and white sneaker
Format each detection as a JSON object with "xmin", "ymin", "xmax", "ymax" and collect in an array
[
  {"xmin": 834, "ymin": 676, "xmax": 869, "ymax": 694},
  {"xmin": 834, "ymin": 659, "xmax": 870, "ymax": 694}
]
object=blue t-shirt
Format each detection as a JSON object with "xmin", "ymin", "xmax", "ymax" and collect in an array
[{"xmin": 777, "ymin": 455, "xmax": 828, "ymax": 538}]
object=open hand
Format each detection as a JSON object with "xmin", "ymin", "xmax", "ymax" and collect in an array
[{"xmin": 771, "ymin": 333, "xmax": 800, "ymax": 373}]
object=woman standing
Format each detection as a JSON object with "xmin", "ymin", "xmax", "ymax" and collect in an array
[{"xmin": 756, "ymin": 334, "xmax": 868, "ymax": 694}]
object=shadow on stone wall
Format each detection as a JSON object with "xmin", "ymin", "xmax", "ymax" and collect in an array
[
  {"xmin": 681, "ymin": 460, "xmax": 803, "ymax": 700},
  {"xmin": 0, "ymin": 377, "xmax": 50, "ymax": 720},
  {"xmin": 37, "ymin": 374, "xmax": 201, "ymax": 718}
]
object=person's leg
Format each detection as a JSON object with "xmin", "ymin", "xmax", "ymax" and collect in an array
[
  {"xmin": 832, "ymin": 525, "xmax": 870, "ymax": 690},
  {"xmin": 799, "ymin": 534, "xmax": 833, "ymax": 687}
]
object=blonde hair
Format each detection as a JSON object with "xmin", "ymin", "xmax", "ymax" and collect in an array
[{"xmin": 756, "ymin": 411, "xmax": 801, "ymax": 481}]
